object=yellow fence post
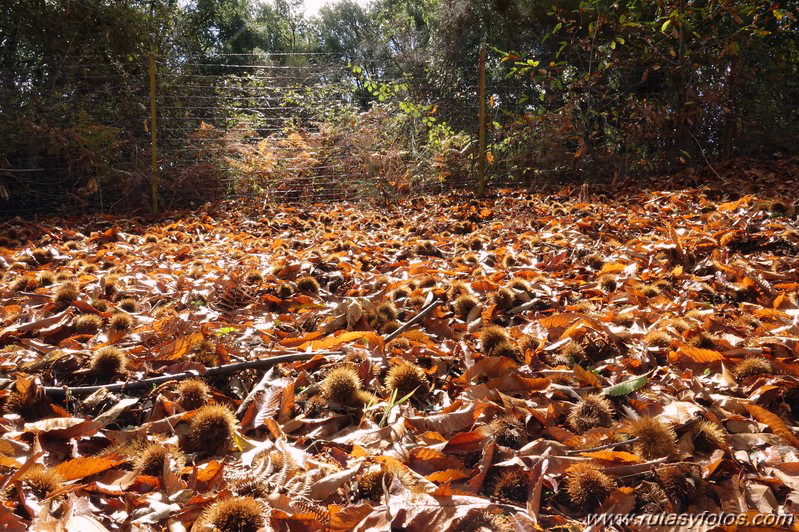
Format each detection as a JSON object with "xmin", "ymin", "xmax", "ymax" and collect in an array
[
  {"xmin": 149, "ymin": 51, "xmax": 159, "ymax": 214},
  {"xmin": 477, "ymin": 47, "xmax": 487, "ymax": 196}
]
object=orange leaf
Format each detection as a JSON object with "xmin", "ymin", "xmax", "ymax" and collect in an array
[
  {"xmin": 470, "ymin": 280, "xmax": 499, "ymax": 293},
  {"xmin": 306, "ymin": 330, "xmax": 384, "ymax": 351},
  {"xmin": 754, "ymin": 308, "xmax": 790, "ymax": 321},
  {"xmin": 485, "ymin": 374, "xmax": 550, "ymax": 394},
  {"xmin": 427, "ymin": 469, "xmax": 470, "ymax": 483},
  {"xmin": 408, "ymin": 448, "xmax": 463, "ymax": 473},
  {"xmin": 540, "ymin": 313, "xmax": 580, "ymax": 330},
  {"xmin": 14, "ymin": 374, "xmax": 33, "ymax": 398},
  {"xmin": 0, "ymin": 455, "xmax": 19, "ymax": 469},
  {"xmin": 158, "ymin": 332, "xmax": 204, "ymax": 360},
  {"xmin": 400, "ymin": 330, "xmax": 434, "ymax": 344},
  {"xmin": 328, "ymin": 504, "xmax": 373, "ymax": 532},
  {"xmin": 481, "ymin": 303, "xmax": 497, "ymax": 326},
  {"xmin": 718, "ymin": 195, "xmax": 753, "ymax": 211},
  {"xmin": 679, "ymin": 346, "xmax": 723, "ymax": 363},
  {"xmin": 443, "ymin": 431, "xmax": 484, "ymax": 453},
  {"xmin": 545, "ymin": 426, "xmax": 582, "ymax": 448},
  {"xmin": 460, "ymin": 356, "xmax": 518, "ymax": 383},
  {"xmin": 279, "ymin": 331, "xmax": 325, "ymax": 348},
  {"xmin": 667, "ymin": 224, "xmax": 683, "ymax": 258},
  {"xmin": 600, "ymin": 263, "xmax": 627, "ymax": 274},
  {"xmin": 195, "ymin": 459, "xmax": 225, "ymax": 483},
  {"xmin": 278, "ymin": 380, "xmax": 295, "ymax": 424},
  {"xmin": 53, "ymin": 456, "xmax": 126, "ymax": 481},
  {"xmin": 579, "ymin": 450, "xmax": 641, "ymax": 463},
  {"xmin": 419, "ymin": 431, "xmax": 447, "ymax": 443},
  {"xmin": 743, "ymin": 403, "xmax": 799, "ymax": 447},
  {"xmin": 573, "ymin": 364, "xmax": 602, "ymax": 388},
  {"xmin": 559, "ymin": 319, "xmax": 587, "ymax": 340}
]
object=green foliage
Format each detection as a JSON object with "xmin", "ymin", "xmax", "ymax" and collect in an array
[
  {"xmin": 2, "ymin": 0, "xmax": 798, "ymax": 215},
  {"xmin": 602, "ymin": 375, "xmax": 648, "ymax": 397},
  {"xmin": 378, "ymin": 386, "xmax": 416, "ymax": 427},
  {"xmin": 482, "ymin": 0, "xmax": 799, "ymax": 181}
]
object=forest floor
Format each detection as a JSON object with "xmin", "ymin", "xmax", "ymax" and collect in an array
[{"xmin": 2, "ymin": 158, "xmax": 799, "ymax": 530}]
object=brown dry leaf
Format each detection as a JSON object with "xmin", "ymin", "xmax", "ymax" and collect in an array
[
  {"xmin": 277, "ymin": 380, "xmax": 295, "ymax": 424},
  {"xmin": 328, "ymin": 503, "xmax": 373, "ymax": 531},
  {"xmin": 579, "ymin": 450, "xmax": 641, "ymax": 463},
  {"xmin": 158, "ymin": 332, "xmax": 205, "ymax": 360},
  {"xmin": 459, "ymin": 357, "xmax": 517, "ymax": 383},
  {"xmin": 400, "ymin": 330, "xmax": 434, "ymax": 344},
  {"xmin": 442, "ymin": 431, "xmax": 484, "ymax": 453},
  {"xmin": 573, "ymin": 362, "xmax": 602, "ymax": 388},
  {"xmin": 53, "ymin": 456, "xmax": 126, "ymax": 481},
  {"xmin": 600, "ymin": 263, "xmax": 627, "ymax": 274},
  {"xmin": 485, "ymin": 374, "xmax": 549, "ymax": 394},
  {"xmin": 406, "ymin": 402, "xmax": 476, "ymax": 436},
  {"xmin": 6, "ymin": 173, "xmax": 799, "ymax": 530},
  {"xmin": 743, "ymin": 403, "xmax": 799, "ymax": 447},
  {"xmin": 306, "ymin": 330, "xmax": 384, "ymax": 351},
  {"xmin": 309, "ymin": 464, "xmax": 361, "ymax": 500},
  {"xmin": 193, "ymin": 459, "xmax": 225, "ymax": 483},
  {"xmin": 678, "ymin": 346, "xmax": 724, "ymax": 363},
  {"xmin": 600, "ymin": 486, "xmax": 637, "ymax": 514},
  {"xmin": 0, "ymin": 506, "xmax": 27, "ymax": 532},
  {"xmin": 540, "ymin": 313, "xmax": 581, "ymax": 330},
  {"xmin": 480, "ymin": 303, "xmax": 496, "ymax": 326},
  {"xmin": 408, "ymin": 448, "xmax": 464, "ymax": 475},
  {"xmin": 279, "ymin": 330, "xmax": 325, "ymax": 347},
  {"xmin": 426, "ymin": 469, "xmax": 469, "ymax": 483}
]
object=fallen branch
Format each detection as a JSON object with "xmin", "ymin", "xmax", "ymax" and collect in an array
[
  {"xmin": 43, "ymin": 351, "xmax": 340, "ymax": 398},
  {"xmin": 565, "ymin": 437, "xmax": 638, "ymax": 455},
  {"xmin": 384, "ymin": 299, "xmax": 440, "ymax": 343}
]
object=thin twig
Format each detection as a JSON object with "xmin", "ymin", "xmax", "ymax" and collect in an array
[
  {"xmin": 42, "ymin": 351, "xmax": 340, "ymax": 398},
  {"xmin": 384, "ymin": 299, "xmax": 440, "ymax": 343},
  {"xmin": 690, "ymin": 131, "xmax": 722, "ymax": 179},
  {"xmin": 566, "ymin": 437, "xmax": 638, "ymax": 455}
]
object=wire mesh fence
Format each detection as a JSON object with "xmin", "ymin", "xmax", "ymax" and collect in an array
[
  {"xmin": 0, "ymin": 57, "xmax": 151, "ymax": 216},
  {"xmin": 155, "ymin": 54, "xmax": 362, "ymax": 204},
  {"xmin": 2, "ymin": 47, "xmax": 798, "ymax": 218},
  {"xmin": 0, "ymin": 52, "xmax": 487, "ymax": 217}
]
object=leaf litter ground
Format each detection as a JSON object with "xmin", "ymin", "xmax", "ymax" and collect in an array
[{"xmin": 3, "ymin": 170, "xmax": 799, "ymax": 530}]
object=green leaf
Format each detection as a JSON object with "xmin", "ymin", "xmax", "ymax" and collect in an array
[
  {"xmin": 661, "ymin": 19, "xmax": 672, "ymax": 32},
  {"xmin": 602, "ymin": 375, "xmax": 647, "ymax": 396},
  {"xmin": 395, "ymin": 387, "xmax": 417, "ymax": 406},
  {"xmin": 216, "ymin": 326, "xmax": 237, "ymax": 337},
  {"xmin": 232, "ymin": 430, "xmax": 255, "ymax": 452}
]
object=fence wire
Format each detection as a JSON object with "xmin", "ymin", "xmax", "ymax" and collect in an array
[{"xmin": 2, "ymin": 49, "xmax": 798, "ymax": 218}]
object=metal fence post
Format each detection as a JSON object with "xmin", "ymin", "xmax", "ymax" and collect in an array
[
  {"xmin": 149, "ymin": 51, "xmax": 159, "ymax": 214},
  {"xmin": 477, "ymin": 47, "xmax": 487, "ymax": 196}
]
